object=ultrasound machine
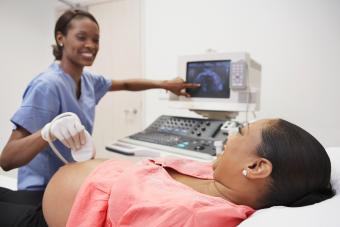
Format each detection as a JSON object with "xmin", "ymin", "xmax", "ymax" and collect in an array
[{"xmin": 106, "ymin": 52, "xmax": 261, "ymax": 161}]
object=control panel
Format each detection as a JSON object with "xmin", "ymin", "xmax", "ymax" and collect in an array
[{"xmin": 125, "ymin": 115, "xmax": 228, "ymax": 156}]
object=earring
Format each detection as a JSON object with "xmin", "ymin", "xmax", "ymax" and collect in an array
[
  {"xmin": 242, "ymin": 169, "xmax": 248, "ymax": 177},
  {"xmin": 59, "ymin": 43, "xmax": 63, "ymax": 47}
]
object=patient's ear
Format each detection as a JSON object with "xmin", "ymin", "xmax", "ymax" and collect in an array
[
  {"xmin": 246, "ymin": 158, "xmax": 272, "ymax": 179},
  {"xmin": 56, "ymin": 31, "xmax": 65, "ymax": 44}
]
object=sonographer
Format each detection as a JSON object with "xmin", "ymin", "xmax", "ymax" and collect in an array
[{"xmin": 0, "ymin": 9, "xmax": 199, "ymax": 193}]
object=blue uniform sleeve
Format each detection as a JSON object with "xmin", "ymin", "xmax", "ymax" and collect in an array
[
  {"xmin": 11, "ymin": 80, "xmax": 60, "ymax": 134},
  {"xmin": 86, "ymin": 72, "xmax": 112, "ymax": 104}
]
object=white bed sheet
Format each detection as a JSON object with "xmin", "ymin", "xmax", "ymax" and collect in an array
[
  {"xmin": 0, "ymin": 174, "xmax": 17, "ymax": 190},
  {"xmin": 239, "ymin": 147, "xmax": 340, "ymax": 227}
]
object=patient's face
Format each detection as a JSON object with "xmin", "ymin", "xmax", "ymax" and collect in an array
[{"xmin": 212, "ymin": 119, "xmax": 270, "ymax": 186}]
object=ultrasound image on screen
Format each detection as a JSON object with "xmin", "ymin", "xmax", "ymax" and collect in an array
[{"xmin": 186, "ymin": 60, "xmax": 230, "ymax": 98}]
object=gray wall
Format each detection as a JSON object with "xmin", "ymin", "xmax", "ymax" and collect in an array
[{"xmin": 0, "ymin": 0, "xmax": 55, "ymax": 177}]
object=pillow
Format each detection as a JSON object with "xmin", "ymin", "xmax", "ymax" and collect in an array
[{"xmin": 238, "ymin": 147, "xmax": 340, "ymax": 227}]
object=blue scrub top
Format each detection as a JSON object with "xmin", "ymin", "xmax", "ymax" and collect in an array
[{"xmin": 11, "ymin": 63, "xmax": 112, "ymax": 190}]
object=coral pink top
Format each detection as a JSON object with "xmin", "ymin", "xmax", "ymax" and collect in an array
[{"xmin": 67, "ymin": 158, "xmax": 254, "ymax": 227}]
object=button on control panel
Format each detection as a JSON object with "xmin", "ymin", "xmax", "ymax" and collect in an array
[{"xmin": 230, "ymin": 60, "xmax": 248, "ymax": 90}]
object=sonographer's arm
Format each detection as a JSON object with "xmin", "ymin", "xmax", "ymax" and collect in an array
[
  {"xmin": 110, "ymin": 77, "xmax": 200, "ymax": 97},
  {"xmin": 0, "ymin": 113, "xmax": 86, "ymax": 171},
  {"xmin": 0, "ymin": 128, "xmax": 47, "ymax": 171}
]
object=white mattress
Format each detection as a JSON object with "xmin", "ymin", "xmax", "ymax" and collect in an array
[{"xmin": 0, "ymin": 174, "xmax": 17, "ymax": 190}]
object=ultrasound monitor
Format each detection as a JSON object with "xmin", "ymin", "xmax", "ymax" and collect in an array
[
  {"xmin": 186, "ymin": 60, "xmax": 231, "ymax": 99},
  {"xmin": 168, "ymin": 52, "xmax": 262, "ymax": 118}
]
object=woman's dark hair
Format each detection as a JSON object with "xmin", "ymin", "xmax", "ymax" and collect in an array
[
  {"xmin": 257, "ymin": 119, "xmax": 335, "ymax": 208},
  {"xmin": 52, "ymin": 9, "xmax": 99, "ymax": 60}
]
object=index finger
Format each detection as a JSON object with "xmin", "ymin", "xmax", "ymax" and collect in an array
[{"xmin": 182, "ymin": 83, "xmax": 201, "ymax": 88}]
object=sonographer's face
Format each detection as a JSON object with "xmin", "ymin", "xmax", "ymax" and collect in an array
[
  {"xmin": 212, "ymin": 120, "xmax": 266, "ymax": 185},
  {"xmin": 59, "ymin": 17, "xmax": 99, "ymax": 67}
]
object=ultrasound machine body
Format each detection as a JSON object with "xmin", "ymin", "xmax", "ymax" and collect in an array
[{"xmin": 106, "ymin": 52, "xmax": 261, "ymax": 161}]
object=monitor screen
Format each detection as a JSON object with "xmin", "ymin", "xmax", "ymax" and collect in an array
[{"xmin": 186, "ymin": 60, "xmax": 231, "ymax": 98}]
